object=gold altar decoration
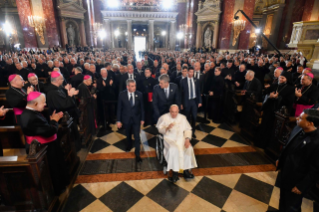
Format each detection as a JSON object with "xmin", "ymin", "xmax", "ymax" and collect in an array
[
  {"xmin": 28, "ymin": 16, "xmax": 45, "ymax": 45},
  {"xmin": 232, "ymin": 20, "xmax": 245, "ymax": 46}
]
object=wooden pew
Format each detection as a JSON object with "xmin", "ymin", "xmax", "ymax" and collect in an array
[{"xmin": 0, "ymin": 140, "xmax": 57, "ymax": 211}]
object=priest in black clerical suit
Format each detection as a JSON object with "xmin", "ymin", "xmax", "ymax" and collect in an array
[
  {"xmin": 257, "ymin": 71, "xmax": 295, "ymax": 148},
  {"xmin": 97, "ymin": 68, "xmax": 118, "ymax": 129},
  {"xmin": 23, "ymin": 73, "xmax": 45, "ymax": 92},
  {"xmin": 141, "ymin": 68, "xmax": 157, "ymax": 126},
  {"xmin": 117, "ymin": 79, "xmax": 144, "ymax": 163},
  {"xmin": 69, "ymin": 67, "xmax": 84, "ymax": 89},
  {"xmin": 242, "ymin": 70, "xmax": 262, "ymax": 101},
  {"xmin": 276, "ymin": 109, "xmax": 319, "ymax": 212},
  {"xmin": 20, "ymin": 92, "xmax": 69, "ymax": 195},
  {"xmin": 152, "ymin": 74, "xmax": 180, "ymax": 123}
]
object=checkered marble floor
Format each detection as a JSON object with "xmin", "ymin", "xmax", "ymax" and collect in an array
[
  {"xmin": 64, "ymin": 172, "xmax": 317, "ymax": 212},
  {"xmin": 62, "ymin": 120, "xmax": 318, "ymax": 212},
  {"xmin": 89, "ymin": 122, "xmax": 249, "ymax": 154}
]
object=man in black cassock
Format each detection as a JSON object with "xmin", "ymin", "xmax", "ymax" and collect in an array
[
  {"xmin": 257, "ymin": 71, "xmax": 295, "ymax": 148},
  {"xmin": 69, "ymin": 67, "xmax": 84, "ymax": 89},
  {"xmin": 208, "ymin": 67, "xmax": 225, "ymax": 123},
  {"xmin": 276, "ymin": 109, "xmax": 319, "ymax": 212},
  {"xmin": 20, "ymin": 91, "xmax": 69, "ymax": 195},
  {"xmin": 141, "ymin": 68, "xmax": 157, "ymax": 126},
  {"xmin": 97, "ymin": 68, "xmax": 118, "ymax": 129},
  {"xmin": 78, "ymin": 75, "xmax": 97, "ymax": 144},
  {"xmin": 6, "ymin": 74, "xmax": 33, "ymax": 125}
]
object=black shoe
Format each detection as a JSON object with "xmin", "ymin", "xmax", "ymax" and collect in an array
[
  {"xmin": 168, "ymin": 172, "xmax": 179, "ymax": 183},
  {"xmin": 183, "ymin": 170, "xmax": 194, "ymax": 180},
  {"xmin": 202, "ymin": 119, "xmax": 210, "ymax": 124},
  {"xmin": 136, "ymin": 156, "xmax": 142, "ymax": 163},
  {"xmin": 192, "ymin": 134, "xmax": 197, "ymax": 139}
]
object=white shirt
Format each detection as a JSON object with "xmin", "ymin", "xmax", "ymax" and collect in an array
[
  {"xmin": 194, "ymin": 71, "xmax": 201, "ymax": 79},
  {"xmin": 128, "ymin": 73, "xmax": 134, "ymax": 79},
  {"xmin": 127, "ymin": 91, "xmax": 135, "ymax": 106},
  {"xmin": 187, "ymin": 77, "xmax": 196, "ymax": 99},
  {"xmin": 164, "ymin": 85, "xmax": 170, "ymax": 99}
]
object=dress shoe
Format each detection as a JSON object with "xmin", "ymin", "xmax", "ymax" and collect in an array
[
  {"xmin": 183, "ymin": 170, "xmax": 194, "ymax": 180},
  {"xmin": 192, "ymin": 134, "xmax": 197, "ymax": 139},
  {"xmin": 168, "ymin": 171, "xmax": 179, "ymax": 183},
  {"xmin": 136, "ymin": 156, "xmax": 142, "ymax": 163}
]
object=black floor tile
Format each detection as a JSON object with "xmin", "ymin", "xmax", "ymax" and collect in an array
[
  {"xmin": 218, "ymin": 123, "xmax": 233, "ymax": 131},
  {"xmin": 99, "ymin": 182, "xmax": 144, "ymax": 212},
  {"xmin": 144, "ymin": 136, "xmax": 157, "ymax": 149},
  {"xmin": 195, "ymin": 124, "xmax": 215, "ymax": 133},
  {"xmin": 96, "ymin": 128, "xmax": 113, "ymax": 137},
  {"xmin": 267, "ymin": 205, "xmax": 279, "ymax": 211},
  {"xmin": 112, "ymin": 158, "xmax": 137, "ymax": 173},
  {"xmin": 62, "ymin": 185, "xmax": 97, "ymax": 212},
  {"xmin": 90, "ymin": 138, "xmax": 110, "ymax": 153},
  {"xmin": 80, "ymin": 160, "xmax": 113, "ymax": 175},
  {"xmin": 229, "ymin": 133, "xmax": 249, "ymax": 145},
  {"xmin": 275, "ymin": 171, "xmax": 281, "ymax": 188},
  {"xmin": 192, "ymin": 177, "xmax": 232, "ymax": 208},
  {"xmin": 143, "ymin": 125, "xmax": 159, "ymax": 135},
  {"xmin": 147, "ymin": 179, "xmax": 189, "ymax": 211},
  {"xmin": 202, "ymin": 134, "xmax": 227, "ymax": 147},
  {"xmin": 235, "ymin": 174, "xmax": 274, "ymax": 204},
  {"xmin": 314, "ymin": 201, "xmax": 319, "ymax": 212},
  {"xmin": 116, "ymin": 127, "xmax": 127, "ymax": 136},
  {"xmin": 136, "ymin": 157, "xmax": 162, "ymax": 172},
  {"xmin": 195, "ymin": 152, "xmax": 271, "ymax": 168},
  {"xmin": 113, "ymin": 138, "xmax": 132, "ymax": 151},
  {"xmin": 190, "ymin": 138, "xmax": 200, "ymax": 146}
]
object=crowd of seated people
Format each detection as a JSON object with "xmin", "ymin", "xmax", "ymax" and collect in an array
[{"xmin": 0, "ymin": 48, "xmax": 318, "ymax": 206}]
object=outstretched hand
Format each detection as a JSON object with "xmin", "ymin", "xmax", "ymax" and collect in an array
[{"xmin": 50, "ymin": 110, "xmax": 63, "ymax": 122}]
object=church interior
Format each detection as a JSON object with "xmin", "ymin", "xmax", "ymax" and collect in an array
[{"xmin": 0, "ymin": 0, "xmax": 319, "ymax": 211}]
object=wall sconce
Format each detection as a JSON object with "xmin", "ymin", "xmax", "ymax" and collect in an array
[
  {"xmin": 28, "ymin": 16, "xmax": 45, "ymax": 45},
  {"xmin": 232, "ymin": 20, "xmax": 245, "ymax": 46}
]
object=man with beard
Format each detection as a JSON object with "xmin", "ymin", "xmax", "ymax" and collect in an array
[
  {"xmin": 258, "ymin": 71, "xmax": 295, "ymax": 148},
  {"xmin": 292, "ymin": 65, "xmax": 303, "ymax": 85},
  {"xmin": 20, "ymin": 91, "xmax": 69, "ymax": 195}
]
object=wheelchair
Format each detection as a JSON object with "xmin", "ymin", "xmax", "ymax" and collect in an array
[{"xmin": 155, "ymin": 134, "xmax": 168, "ymax": 175}]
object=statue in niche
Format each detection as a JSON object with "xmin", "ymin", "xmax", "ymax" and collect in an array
[
  {"xmin": 204, "ymin": 28, "xmax": 212, "ymax": 47},
  {"xmin": 67, "ymin": 24, "xmax": 75, "ymax": 46}
]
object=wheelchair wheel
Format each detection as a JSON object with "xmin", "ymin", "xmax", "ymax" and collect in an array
[{"xmin": 156, "ymin": 135, "xmax": 164, "ymax": 165}]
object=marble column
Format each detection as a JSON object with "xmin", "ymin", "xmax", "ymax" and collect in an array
[
  {"xmin": 165, "ymin": 23, "xmax": 169, "ymax": 48},
  {"xmin": 310, "ymin": 0, "xmax": 319, "ymax": 20},
  {"xmin": 111, "ymin": 22, "xmax": 115, "ymax": 48},
  {"xmin": 80, "ymin": 20, "xmax": 87, "ymax": 46},
  {"xmin": 268, "ymin": 4, "xmax": 285, "ymax": 50},
  {"xmin": 103, "ymin": 19, "xmax": 112, "ymax": 49},
  {"xmin": 127, "ymin": 20, "xmax": 132, "ymax": 50},
  {"xmin": 16, "ymin": 0, "xmax": 38, "ymax": 48},
  {"xmin": 218, "ymin": 0, "xmax": 235, "ymax": 49},
  {"xmin": 148, "ymin": 20, "xmax": 154, "ymax": 51},
  {"xmin": 238, "ymin": 0, "xmax": 256, "ymax": 49},
  {"xmin": 213, "ymin": 22, "xmax": 219, "ymax": 49},
  {"xmin": 170, "ymin": 21, "xmax": 176, "ymax": 50},
  {"xmin": 86, "ymin": 0, "xmax": 95, "ymax": 46},
  {"xmin": 59, "ymin": 17, "xmax": 67, "ymax": 47},
  {"xmin": 196, "ymin": 21, "xmax": 202, "ymax": 48},
  {"xmin": 41, "ymin": 0, "xmax": 59, "ymax": 46}
]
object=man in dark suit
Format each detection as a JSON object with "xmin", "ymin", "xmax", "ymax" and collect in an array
[
  {"xmin": 119, "ymin": 64, "xmax": 142, "ymax": 91},
  {"xmin": 180, "ymin": 67, "xmax": 202, "ymax": 137},
  {"xmin": 117, "ymin": 79, "xmax": 144, "ymax": 163},
  {"xmin": 276, "ymin": 109, "xmax": 319, "ymax": 212},
  {"xmin": 242, "ymin": 70, "xmax": 262, "ymax": 101},
  {"xmin": 174, "ymin": 67, "xmax": 188, "ymax": 88},
  {"xmin": 152, "ymin": 74, "xmax": 181, "ymax": 123}
]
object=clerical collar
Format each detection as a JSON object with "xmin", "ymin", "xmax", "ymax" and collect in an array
[
  {"xmin": 103, "ymin": 77, "xmax": 107, "ymax": 80},
  {"xmin": 26, "ymin": 106, "xmax": 36, "ymax": 111}
]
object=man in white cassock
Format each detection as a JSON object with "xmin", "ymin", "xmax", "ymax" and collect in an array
[{"xmin": 156, "ymin": 104, "xmax": 197, "ymax": 183}]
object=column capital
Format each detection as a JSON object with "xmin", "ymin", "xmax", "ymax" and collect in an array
[
  {"xmin": 149, "ymin": 20, "xmax": 155, "ymax": 23},
  {"xmin": 127, "ymin": 20, "xmax": 133, "ymax": 23},
  {"xmin": 170, "ymin": 20, "xmax": 176, "ymax": 23}
]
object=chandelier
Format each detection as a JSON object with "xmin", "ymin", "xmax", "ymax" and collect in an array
[
  {"xmin": 232, "ymin": 20, "xmax": 245, "ymax": 46},
  {"xmin": 28, "ymin": 16, "xmax": 45, "ymax": 45}
]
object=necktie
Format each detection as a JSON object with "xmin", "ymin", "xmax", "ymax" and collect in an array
[
  {"xmin": 130, "ymin": 93, "xmax": 133, "ymax": 107},
  {"xmin": 166, "ymin": 89, "xmax": 169, "ymax": 99},
  {"xmin": 190, "ymin": 79, "xmax": 194, "ymax": 99}
]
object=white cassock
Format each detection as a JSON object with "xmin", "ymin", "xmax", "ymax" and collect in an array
[{"xmin": 156, "ymin": 113, "xmax": 198, "ymax": 172}]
